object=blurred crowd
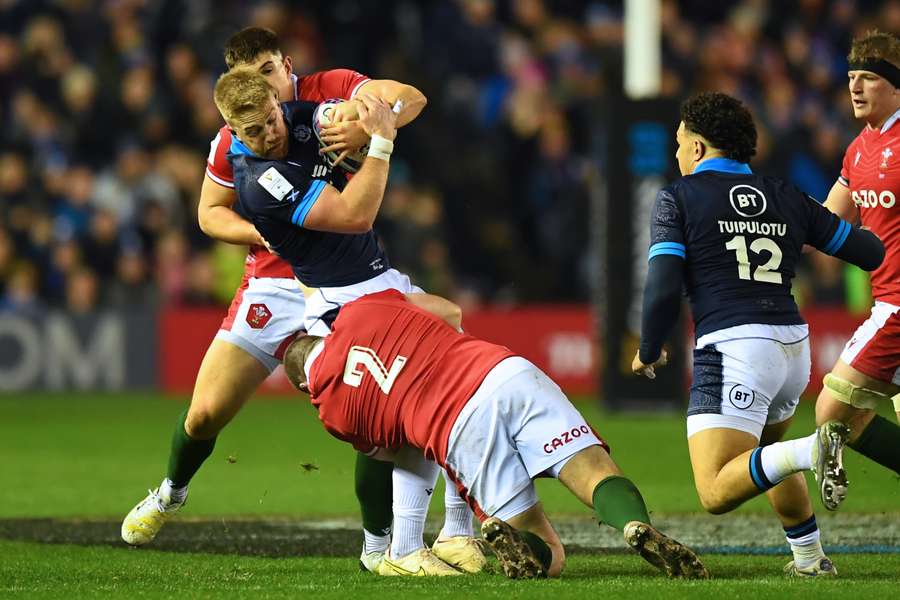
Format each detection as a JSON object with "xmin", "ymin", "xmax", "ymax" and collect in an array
[{"xmin": 0, "ymin": 0, "xmax": 893, "ymax": 315}]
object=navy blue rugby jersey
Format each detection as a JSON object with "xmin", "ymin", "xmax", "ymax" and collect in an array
[
  {"xmin": 649, "ymin": 158, "xmax": 851, "ymax": 338},
  {"xmin": 230, "ymin": 101, "xmax": 388, "ymax": 288}
]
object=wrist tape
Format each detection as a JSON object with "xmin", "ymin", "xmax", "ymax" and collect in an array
[{"xmin": 367, "ymin": 135, "xmax": 393, "ymax": 161}]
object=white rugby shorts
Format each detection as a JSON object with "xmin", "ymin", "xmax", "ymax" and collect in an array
[
  {"xmin": 303, "ymin": 268, "xmax": 423, "ymax": 336},
  {"xmin": 687, "ymin": 323, "xmax": 811, "ymax": 440},
  {"xmin": 215, "ymin": 277, "xmax": 307, "ymax": 372},
  {"xmin": 445, "ymin": 357, "xmax": 602, "ymax": 521}
]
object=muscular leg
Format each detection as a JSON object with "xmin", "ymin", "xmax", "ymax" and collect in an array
[
  {"xmin": 168, "ymin": 339, "xmax": 270, "ymax": 486},
  {"xmin": 505, "ymin": 503, "xmax": 566, "ymax": 577},
  {"xmin": 122, "ymin": 339, "xmax": 271, "ymax": 546},
  {"xmin": 758, "ymin": 419, "xmax": 827, "ymax": 571},
  {"xmin": 815, "ymin": 360, "xmax": 900, "ymax": 475},
  {"xmin": 687, "ymin": 424, "xmax": 817, "ymax": 514},
  {"xmin": 759, "ymin": 419, "xmax": 814, "ymax": 528},
  {"xmin": 688, "ymin": 427, "xmax": 763, "ymax": 513},
  {"xmin": 557, "ymin": 445, "xmax": 706, "ymax": 579},
  {"xmin": 556, "ymin": 444, "xmax": 622, "ymax": 507},
  {"xmin": 690, "ymin": 420, "xmax": 828, "ymax": 573}
]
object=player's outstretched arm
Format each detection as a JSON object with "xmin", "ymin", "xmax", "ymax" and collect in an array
[
  {"xmin": 404, "ymin": 293, "xmax": 463, "ymax": 331},
  {"xmin": 198, "ymin": 175, "xmax": 267, "ymax": 246}
]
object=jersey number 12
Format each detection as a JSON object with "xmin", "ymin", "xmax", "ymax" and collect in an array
[{"xmin": 724, "ymin": 235, "xmax": 783, "ymax": 284}]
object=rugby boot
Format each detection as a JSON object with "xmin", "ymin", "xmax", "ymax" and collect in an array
[
  {"xmin": 358, "ymin": 548, "xmax": 386, "ymax": 573},
  {"xmin": 377, "ymin": 548, "xmax": 462, "ymax": 576},
  {"xmin": 623, "ymin": 521, "xmax": 710, "ymax": 579},
  {"xmin": 784, "ymin": 556, "xmax": 838, "ymax": 577},
  {"xmin": 480, "ymin": 517, "xmax": 547, "ymax": 579},
  {"xmin": 432, "ymin": 534, "xmax": 487, "ymax": 573},
  {"xmin": 812, "ymin": 420, "xmax": 850, "ymax": 511},
  {"xmin": 121, "ymin": 487, "xmax": 186, "ymax": 545}
]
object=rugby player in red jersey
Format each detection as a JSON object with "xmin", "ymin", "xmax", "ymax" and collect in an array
[
  {"xmin": 814, "ymin": 30, "xmax": 900, "ymax": 506},
  {"xmin": 122, "ymin": 28, "xmax": 481, "ymax": 575},
  {"xmin": 281, "ymin": 290, "xmax": 709, "ymax": 580}
]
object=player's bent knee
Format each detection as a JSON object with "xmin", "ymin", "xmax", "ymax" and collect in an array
[
  {"xmin": 823, "ymin": 373, "xmax": 887, "ymax": 410},
  {"xmin": 696, "ymin": 486, "xmax": 738, "ymax": 515},
  {"xmin": 184, "ymin": 405, "xmax": 228, "ymax": 439}
]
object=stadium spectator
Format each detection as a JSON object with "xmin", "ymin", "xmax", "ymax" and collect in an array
[{"xmin": 1, "ymin": 0, "xmax": 897, "ymax": 311}]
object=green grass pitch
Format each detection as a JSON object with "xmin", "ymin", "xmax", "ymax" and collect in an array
[{"xmin": 1, "ymin": 393, "xmax": 898, "ymax": 598}]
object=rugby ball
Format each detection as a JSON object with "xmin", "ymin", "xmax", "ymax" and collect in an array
[{"xmin": 313, "ymin": 99, "xmax": 368, "ymax": 173}]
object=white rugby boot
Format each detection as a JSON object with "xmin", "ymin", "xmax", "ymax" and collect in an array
[
  {"xmin": 376, "ymin": 548, "xmax": 462, "ymax": 576},
  {"xmin": 784, "ymin": 556, "xmax": 838, "ymax": 577},
  {"xmin": 358, "ymin": 548, "xmax": 386, "ymax": 573},
  {"xmin": 812, "ymin": 420, "xmax": 850, "ymax": 511},
  {"xmin": 121, "ymin": 485, "xmax": 186, "ymax": 545},
  {"xmin": 432, "ymin": 534, "xmax": 487, "ymax": 573}
]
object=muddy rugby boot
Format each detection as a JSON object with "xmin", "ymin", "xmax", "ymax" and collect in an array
[{"xmin": 623, "ymin": 521, "xmax": 709, "ymax": 579}]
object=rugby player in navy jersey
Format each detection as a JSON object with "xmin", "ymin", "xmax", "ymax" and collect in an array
[
  {"xmin": 211, "ymin": 68, "xmax": 484, "ymax": 576},
  {"xmin": 631, "ymin": 93, "xmax": 884, "ymax": 577}
]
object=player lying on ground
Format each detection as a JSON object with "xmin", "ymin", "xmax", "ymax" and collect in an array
[
  {"xmin": 281, "ymin": 289, "xmax": 709, "ymax": 580},
  {"xmin": 122, "ymin": 27, "xmax": 479, "ymax": 576},
  {"xmin": 814, "ymin": 29, "xmax": 900, "ymax": 495},
  {"xmin": 204, "ymin": 68, "xmax": 482, "ymax": 575},
  {"xmin": 632, "ymin": 92, "xmax": 884, "ymax": 577}
]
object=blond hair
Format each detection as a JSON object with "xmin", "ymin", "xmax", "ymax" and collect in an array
[
  {"xmin": 213, "ymin": 68, "xmax": 277, "ymax": 125},
  {"xmin": 849, "ymin": 30, "xmax": 900, "ymax": 68}
]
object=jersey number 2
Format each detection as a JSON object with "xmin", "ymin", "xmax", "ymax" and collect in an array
[
  {"xmin": 724, "ymin": 235, "xmax": 783, "ymax": 284},
  {"xmin": 343, "ymin": 346, "xmax": 408, "ymax": 394}
]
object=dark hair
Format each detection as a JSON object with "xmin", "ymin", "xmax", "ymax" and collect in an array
[
  {"xmin": 849, "ymin": 29, "xmax": 900, "ymax": 68},
  {"xmin": 680, "ymin": 92, "xmax": 757, "ymax": 163},
  {"xmin": 224, "ymin": 27, "xmax": 282, "ymax": 70}
]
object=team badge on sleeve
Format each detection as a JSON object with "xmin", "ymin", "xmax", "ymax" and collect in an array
[{"xmin": 258, "ymin": 167, "xmax": 294, "ymax": 201}]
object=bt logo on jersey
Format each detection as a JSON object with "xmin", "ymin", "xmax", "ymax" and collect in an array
[
  {"xmin": 852, "ymin": 189, "xmax": 896, "ymax": 209},
  {"xmin": 728, "ymin": 184, "xmax": 768, "ymax": 217},
  {"xmin": 543, "ymin": 425, "xmax": 591, "ymax": 454}
]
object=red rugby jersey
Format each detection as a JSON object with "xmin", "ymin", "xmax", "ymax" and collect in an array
[
  {"xmin": 307, "ymin": 290, "xmax": 515, "ymax": 464},
  {"xmin": 205, "ymin": 69, "xmax": 370, "ymax": 279},
  {"xmin": 840, "ymin": 110, "xmax": 900, "ymax": 304}
]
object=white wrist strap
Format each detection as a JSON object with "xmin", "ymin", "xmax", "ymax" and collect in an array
[{"xmin": 367, "ymin": 135, "xmax": 394, "ymax": 162}]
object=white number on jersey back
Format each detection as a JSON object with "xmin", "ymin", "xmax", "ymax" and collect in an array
[{"xmin": 343, "ymin": 346, "xmax": 407, "ymax": 394}]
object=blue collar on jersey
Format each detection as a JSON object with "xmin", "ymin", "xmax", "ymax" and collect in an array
[
  {"xmin": 693, "ymin": 157, "xmax": 752, "ymax": 175},
  {"xmin": 230, "ymin": 135, "xmax": 258, "ymax": 158}
]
